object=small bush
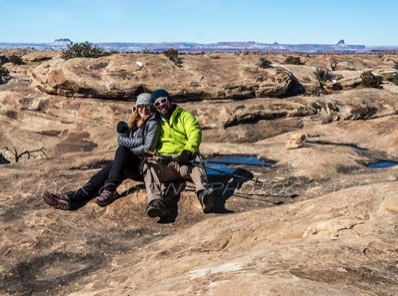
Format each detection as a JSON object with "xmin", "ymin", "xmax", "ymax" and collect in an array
[
  {"xmin": 394, "ymin": 62, "xmax": 398, "ymax": 70},
  {"xmin": 360, "ymin": 71, "xmax": 382, "ymax": 88},
  {"xmin": 9, "ymin": 55, "xmax": 24, "ymax": 65},
  {"xmin": 257, "ymin": 58, "xmax": 272, "ymax": 68},
  {"xmin": 330, "ymin": 60, "xmax": 338, "ymax": 71},
  {"xmin": 0, "ymin": 66, "xmax": 10, "ymax": 84},
  {"xmin": 314, "ymin": 67, "xmax": 335, "ymax": 82},
  {"xmin": 0, "ymin": 54, "xmax": 9, "ymax": 64},
  {"xmin": 0, "ymin": 66, "xmax": 9, "ymax": 75},
  {"xmin": 163, "ymin": 48, "xmax": 182, "ymax": 67},
  {"xmin": 61, "ymin": 41, "xmax": 109, "ymax": 60},
  {"xmin": 284, "ymin": 56, "xmax": 304, "ymax": 65}
]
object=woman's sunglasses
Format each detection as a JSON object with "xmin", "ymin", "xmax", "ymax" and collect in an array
[
  {"xmin": 137, "ymin": 104, "xmax": 152, "ymax": 110},
  {"xmin": 153, "ymin": 97, "xmax": 168, "ymax": 107}
]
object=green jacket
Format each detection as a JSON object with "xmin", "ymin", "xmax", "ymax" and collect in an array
[{"xmin": 156, "ymin": 105, "xmax": 202, "ymax": 155}]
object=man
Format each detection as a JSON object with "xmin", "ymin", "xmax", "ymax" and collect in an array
[{"xmin": 143, "ymin": 89, "xmax": 214, "ymax": 218}]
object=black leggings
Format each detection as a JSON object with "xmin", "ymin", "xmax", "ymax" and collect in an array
[{"xmin": 72, "ymin": 146, "xmax": 141, "ymax": 200}]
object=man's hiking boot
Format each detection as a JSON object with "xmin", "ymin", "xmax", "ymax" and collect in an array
[
  {"xmin": 198, "ymin": 188, "xmax": 214, "ymax": 213},
  {"xmin": 42, "ymin": 191, "xmax": 73, "ymax": 210},
  {"xmin": 146, "ymin": 198, "xmax": 170, "ymax": 218},
  {"xmin": 95, "ymin": 189, "xmax": 117, "ymax": 207}
]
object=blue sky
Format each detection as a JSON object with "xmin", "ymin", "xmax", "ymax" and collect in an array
[{"xmin": 1, "ymin": 0, "xmax": 397, "ymax": 45}]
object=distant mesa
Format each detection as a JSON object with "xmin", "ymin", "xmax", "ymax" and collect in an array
[
  {"xmin": 337, "ymin": 39, "xmax": 345, "ymax": 45},
  {"xmin": 52, "ymin": 38, "xmax": 72, "ymax": 45},
  {"xmin": 54, "ymin": 38, "xmax": 72, "ymax": 42}
]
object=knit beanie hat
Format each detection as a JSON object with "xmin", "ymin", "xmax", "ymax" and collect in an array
[
  {"xmin": 151, "ymin": 89, "xmax": 170, "ymax": 102},
  {"xmin": 136, "ymin": 93, "xmax": 152, "ymax": 106}
]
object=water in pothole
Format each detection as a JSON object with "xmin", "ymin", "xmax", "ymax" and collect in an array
[
  {"xmin": 366, "ymin": 160, "xmax": 398, "ymax": 169},
  {"xmin": 205, "ymin": 155, "xmax": 274, "ymax": 175}
]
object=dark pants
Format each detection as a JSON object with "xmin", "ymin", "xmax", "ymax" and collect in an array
[{"xmin": 72, "ymin": 146, "xmax": 141, "ymax": 200}]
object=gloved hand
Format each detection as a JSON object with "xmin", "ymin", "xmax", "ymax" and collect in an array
[
  {"xmin": 176, "ymin": 150, "xmax": 192, "ymax": 165},
  {"xmin": 117, "ymin": 121, "xmax": 129, "ymax": 133},
  {"xmin": 159, "ymin": 155, "xmax": 173, "ymax": 165}
]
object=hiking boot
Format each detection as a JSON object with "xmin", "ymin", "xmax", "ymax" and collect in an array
[
  {"xmin": 198, "ymin": 188, "xmax": 214, "ymax": 213},
  {"xmin": 146, "ymin": 198, "xmax": 170, "ymax": 218},
  {"xmin": 42, "ymin": 191, "xmax": 73, "ymax": 210},
  {"xmin": 95, "ymin": 189, "xmax": 117, "ymax": 207}
]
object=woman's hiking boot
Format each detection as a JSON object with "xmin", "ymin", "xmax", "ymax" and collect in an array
[
  {"xmin": 197, "ymin": 188, "xmax": 214, "ymax": 213},
  {"xmin": 95, "ymin": 189, "xmax": 117, "ymax": 207},
  {"xmin": 146, "ymin": 198, "xmax": 170, "ymax": 218},
  {"xmin": 42, "ymin": 191, "xmax": 73, "ymax": 210}
]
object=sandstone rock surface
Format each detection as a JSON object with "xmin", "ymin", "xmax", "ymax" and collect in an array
[
  {"xmin": 28, "ymin": 53, "xmax": 308, "ymax": 100},
  {"xmin": 1, "ymin": 52, "xmax": 397, "ymax": 295}
]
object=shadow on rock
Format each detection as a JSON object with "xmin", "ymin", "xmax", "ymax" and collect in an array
[
  {"xmin": 154, "ymin": 168, "xmax": 256, "ymax": 222},
  {"xmin": 0, "ymin": 252, "xmax": 105, "ymax": 295},
  {"xmin": 158, "ymin": 181, "xmax": 185, "ymax": 224},
  {"xmin": 209, "ymin": 168, "xmax": 254, "ymax": 213}
]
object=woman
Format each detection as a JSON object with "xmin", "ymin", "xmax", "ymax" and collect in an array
[{"xmin": 42, "ymin": 93, "xmax": 160, "ymax": 210}]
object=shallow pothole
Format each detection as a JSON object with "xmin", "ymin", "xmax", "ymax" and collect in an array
[
  {"xmin": 366, "ymin": 160, "xmax": 398, "ymax": 169},
  {"xmin": 204, "ymin": 154, "xmax": 274, "ymax": 176}
]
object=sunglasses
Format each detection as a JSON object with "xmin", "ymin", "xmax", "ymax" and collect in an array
[
  {"xmin": 137, "ymin": 104, "xmax": 152, "ymax": 110},
  {"xmin": 153, "ymin": 97, "xmax": 168, "ymax": 108}
]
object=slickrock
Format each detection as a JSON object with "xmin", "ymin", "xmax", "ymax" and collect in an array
[{"xmin": 1, "ymin": 52, "xmax": 397, "ymax": 295}]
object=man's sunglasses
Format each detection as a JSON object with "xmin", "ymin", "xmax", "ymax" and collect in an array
[{"xmin": 153, "ymin": 97, "xmax": 168, "ymax": 107}]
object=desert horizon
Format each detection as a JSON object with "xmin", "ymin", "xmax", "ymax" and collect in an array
[
  {"xmin": 1, "ymin": 46, "xmax": 398, "ymax": 295},
  {"xmin": 2, "ymin": 38, "xmax": 398, "ymax": 54}
]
